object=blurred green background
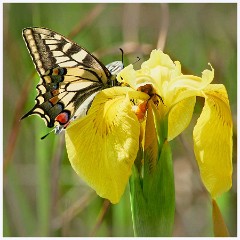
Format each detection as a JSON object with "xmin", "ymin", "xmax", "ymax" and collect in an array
[{"xmin": 3, "ymin": 3, "xmax": 237, "ymax": 237}]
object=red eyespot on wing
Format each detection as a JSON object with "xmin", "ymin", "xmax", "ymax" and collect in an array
[{"xmin": 55, "ymin": 111, "xmax": 70, "ymax": 125}]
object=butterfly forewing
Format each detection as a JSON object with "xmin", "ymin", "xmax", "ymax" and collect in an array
[
  {"xmin": 22, "ymin": 28, "xmax": 111, "ymax": 78},
  {"xmin": 22, "ymin": 27, "xmax": 117, "ymax": 129}
]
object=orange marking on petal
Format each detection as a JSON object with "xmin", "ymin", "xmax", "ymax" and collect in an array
[
  {"xmin": 137, "ymin": 84, "xmax": 154, "ymax": 95},
  {"xmin": 135, "ymin": 101, "xmax": 148, "ymax": 122}
]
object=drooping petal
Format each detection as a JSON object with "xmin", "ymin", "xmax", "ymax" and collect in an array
[
  {"xmin": 65, "ymin": 87, "xmax": 147, "ymax": 203},
  {"xmin": 193, "ymin": 84, "xmax": 232, "ymax": 198},
  {"xmin": 168, "ymin": 96, "xmax": 196, "ymax": 141}
]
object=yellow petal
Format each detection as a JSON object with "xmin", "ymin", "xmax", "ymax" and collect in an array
[
  {"xmin": 201, "ymin": 64, "xmax": 214, "ymax": 86},
  {"xmin": 65, "ymin": 87, "xmax": 142, "ymax": 204},
  {"xmin": 193, "ymin": 85, "xmax": 232, "ymax": 198},
  {"xmin": 117, "ymin": 65, "xmax": 156, "ymax": 92},
  {"xmin": 117, "ymin": 64, "xmax": 136, "ymax": 88},
  {"xmin": 142, "ymin": 49, "xmax": 175, "ymax": 69},
  {"xmin": 168, "ymin": 97, "xmax": 196, "ymax": 141},
  {"xmin": 168, "ymin": 65, "xmax": 214, "ymax": 92}
]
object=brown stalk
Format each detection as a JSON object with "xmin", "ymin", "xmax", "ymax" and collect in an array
[
  {"xmin": 50, "ymin": 134, "xmax": 65, "ymax": 228},
  {"xmin": 157, "ymin": 3, "xmax": 169, "ymax": 51},
  {"xmin": 67, "ymin": 4, "xmax": 106, "ymax": 39},
  {"xmin": 51, "ymin": 191, "xmax": 95, "ymax": 231},
  {"xmin": 122, "ymin": 3, "xmax": 140, "ymax": 43},
  {"xmin": 89, "ymin": 199, "xmax": 111, "ymax": 237},
  {"xmin": 3, "ymin": 71, "xmax": 35, "ymax": 173}
]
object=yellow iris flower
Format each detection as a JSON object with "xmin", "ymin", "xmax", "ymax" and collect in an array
[
  {"xmin": 66, "ymin": 49, "xmax": 232, "ymax": 203},
  {"xmin": 117, "ymin": 49, "xmax": 233, "ymax": 199}
]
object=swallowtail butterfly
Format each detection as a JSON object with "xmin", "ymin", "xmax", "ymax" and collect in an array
[{"xmin": 21, "ymin": 27, "xmax": 123, "ymax": 136}]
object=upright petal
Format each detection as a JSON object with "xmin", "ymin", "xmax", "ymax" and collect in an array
[
  {"xmin": 141, "ymin": 49, "xmax": 175, "ymax": 69},
  {"xmin": 193, "ymin": 84, "xmax": 232, "ymax": 198},
  {"xmin": 65, "ymin": 87, "xmax": 145, "ymax": 203},
  {"xmin": 168, "ymin": 96, "xmax": 196, "ymax": 141}
]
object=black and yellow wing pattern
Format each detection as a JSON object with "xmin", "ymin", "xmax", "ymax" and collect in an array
[{"xmin": 21, "ymin": 27, "xmax": 123, "ymax": 133}]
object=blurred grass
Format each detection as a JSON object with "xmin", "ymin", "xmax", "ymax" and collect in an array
[{"xmin": 3, "ymin": 3, "xmax": 237, "ymax": 237}]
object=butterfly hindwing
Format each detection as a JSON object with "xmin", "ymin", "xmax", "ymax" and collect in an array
[{"xmin": 22, "ymin": 27, "xmax": 116, "ymax": 129}]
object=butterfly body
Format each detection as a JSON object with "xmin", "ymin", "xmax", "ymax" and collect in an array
[{"xmin": 22, "ymin": 27, "xmax": 123, "ymax": 133}]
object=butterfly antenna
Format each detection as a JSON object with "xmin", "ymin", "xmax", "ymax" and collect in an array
[
  {"xmin": 40, "ymin": 128, "xmax": 55, "ymax": 140},
  {"xmin": 119, "ymin": 48, "xmax": 124, "ymax": 66},
  {"xmin": 133, "ymin": 56, "xmax": 141, "ymax": 65}
]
